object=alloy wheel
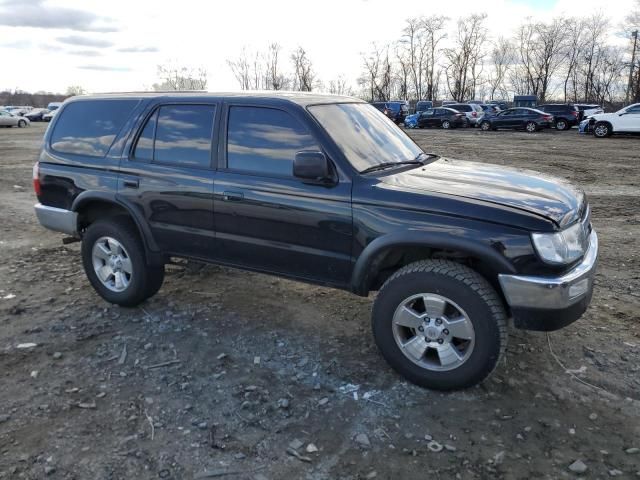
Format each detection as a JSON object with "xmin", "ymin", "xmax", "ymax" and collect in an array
[
  {"xmin": 392, "ymin": 293, "xmax": 475, "ymax": 371},
  {"xmin": 91, "ymin": 236, "xmax": 133, "ymax": 292}
]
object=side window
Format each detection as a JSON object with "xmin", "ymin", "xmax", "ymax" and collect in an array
[
  {"xmin": 227, "ymin": 106, "xmax": 320, "ymax": 177},
  {"xmin": 133, "ymin": 110, "xmax": 157, "ymax": 161},
  {"xmin": 154, "ymin": 105, "xmax": 216, "ymax": 168},
  {"xmin": 50, "ymin": 99, "xmax": 139, "ymax": 157},
  {"xmin": 627, "ymin": 106, "xmax": 640, "ymax": 113}
]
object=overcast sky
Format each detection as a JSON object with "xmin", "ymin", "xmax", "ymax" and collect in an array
[{"xmin": 0, "ymin": 0, "xmax": 633, "ymax": 94}]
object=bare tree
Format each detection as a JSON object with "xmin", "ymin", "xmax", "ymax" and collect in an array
[
  {"xmin": 561, "ymin": 18, "xmax": 586, "ymax": 102},
  {"xmin": 264, "ymin": 43, "xmax": 289, "ymax": 90},
  {"xmin": 327, "ymin": 75, "xmax": 351, "ymax": 95},
  {"xmin": 444, "ymin": 14, "xmax": 488, "ymax": 101},
  {"xmin": 291, "ymin": 47, "xmax": 315, "ymax": 91},
  {"xmin": 65, "ymin": 85, "xmax": 86, "ymax": 96},
  {"xmin": 516, "ymin": 17, "xmax": 567, "ymax": 102},
  {"xmin": 154, "ymin": 63, "xmax": 208, "ymax": 91},
  {"xmin": 361, "ymin": 43, "xmax": 394, "ymax": 101},
  {"xmin": 486, "ymin": 37, "xmax": 514, "ymax": 100},
  {"xmin": 579, "ymin": 15, "xmax": 610, "ymax": 102},
  {"xmin": 227, "ymin": 48, "xmax": 252, "ymax": 90},
  {"xmin": 422, "ymin": 15, "xmax": 448, "ymax": 101}
]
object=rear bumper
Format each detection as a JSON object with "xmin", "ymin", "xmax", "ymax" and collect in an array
[
  {"xmin": 34, "ymin": 203, "xmax": 78, "ymax": 236},
  {"xmin": 498, "ymin": 230, "xmax": 598, "ymax": 331}
]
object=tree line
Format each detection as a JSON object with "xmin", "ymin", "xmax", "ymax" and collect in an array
[{"xmin": 225, "ymin": 2, "xmax": 640, "ymax": 106}]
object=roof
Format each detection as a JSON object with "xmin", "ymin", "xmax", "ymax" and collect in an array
[{"xmin": 68, "ymin": 90, "xmax": 364, "ymax": 107}]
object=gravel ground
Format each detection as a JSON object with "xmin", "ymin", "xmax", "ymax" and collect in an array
[{"xmin": 0, "ymin": 123, "xmax": 639, "ymax": 480}]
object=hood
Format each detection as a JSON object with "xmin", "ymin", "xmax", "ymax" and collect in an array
[{"xmin": 379, "ymin": 157, "xmax": 585, "ymax": 227}]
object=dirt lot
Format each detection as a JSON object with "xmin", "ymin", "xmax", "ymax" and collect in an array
[{"xmin": 0, "ymin": 123, "xmax": 639, "ymax": 479}]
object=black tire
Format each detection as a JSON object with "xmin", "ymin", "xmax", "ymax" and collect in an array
[
  {"xmin": 18, "ymin": 120, "xmax": 26, "ymax": 128},
  {"xmin": 480, "ymin": 121, "xmax": 492, "ymax": 131},
  {"xmin": 525, "ymin": 121, "xmax": 537, "ymax": 133},
  {"xmin": 372, "ymin": 260, "xmax": 507, "ymax": 391},
  {"xmin": 593, "ymin": 122, "xmax": 611, "ymax": 138},
  {"xmin": 81, "ymin": 217, "xmax": 164, "ymax": 307},
  {"xmin": 555, "ymin": 119, "xmax": 568, "ymax": 131},
  {"xmin": 441, "ymin": 120, "xmax": 451, "ymax": 129}
]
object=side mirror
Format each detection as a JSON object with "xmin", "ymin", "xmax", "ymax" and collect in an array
[{"xmin": 293, "ymin": 151, "xmax": 332, "ymax": 183}]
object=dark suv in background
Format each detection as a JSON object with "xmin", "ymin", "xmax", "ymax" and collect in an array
[
  {"xmin": 538, "ymin": 104, "xmax": 580, "ymax": 130},
  {"xmin": 34, "ymin": 92, "xmax": 597, "ymax": 391},
  {"xmin": 372, "ymin": 101, "xmax": 409, "ymax": 124}
]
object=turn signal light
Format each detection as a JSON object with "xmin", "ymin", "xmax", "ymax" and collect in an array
[{"xmin": 33, "ymin": 162, "xmax": 41, "ymax": 196}]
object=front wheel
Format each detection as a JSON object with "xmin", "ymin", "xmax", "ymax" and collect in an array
[
  {"xmin": 555, "ymin": 119, "xmax": 568, "ymax": 130},
  {"xmin": 441, "ymin": 120, "xmax": 451, "ymax": 129},
  {"xmin": 372, "ymin": 260, "xmax": 507, "ymax": 390},
  {"xmin": 593, "ymin": 122, "xmax": 611, "ymax": 138},
  {"xmin": 18, "ymin": 120, "xmax": 27, "ymax": 128},
  {"xmin": 525, "ymin": 121, "xmax": 537, "ymax": 133},
  {"xmin": 81, "ymin": 217, "xmax": 165, "ymax": 306}
]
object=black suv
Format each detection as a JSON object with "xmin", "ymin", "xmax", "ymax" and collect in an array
[
  {"xmin": 371, "ymin": 101, "xmax": 409, "ymax": 124},
  {"xmin": 34, "ymin": 93, "xmax": 598, "ymax": 391},
  {"xmin": 538, "ymin": 104, "xmax": 580, "ymax": 130}
]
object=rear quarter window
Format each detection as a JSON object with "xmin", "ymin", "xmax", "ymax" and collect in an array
[{"xmin": 50, "ymin": 99, "xmax": 139, "ymax": 157}]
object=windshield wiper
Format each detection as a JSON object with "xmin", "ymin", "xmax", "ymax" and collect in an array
[
  {"xmin": 414, "ymin": 152, "xmax": 440, "ymax": 161},
  {"xmin": 360, "ymin": 160, "xmax": 423, "ymax": 174}
]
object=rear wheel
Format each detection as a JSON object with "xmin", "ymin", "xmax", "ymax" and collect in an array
[
  {"xmin": 593, "ymin": 122, "xmax": 611, "ymax": 138},
  {"xmin": 480, "ymin": 121, "xmax": 492, "ymax": 131},
  {"xmin": 372, "ymin": 260, "xmax": 507, "ymax": 390},
  {"xmin": 81, "ymin": 217, "xmax": 164, "ymax": 306},
  {"xmin": 525, "ymin": 121, "xmax": 537, "ymax": 133},
  {"xmin": 555, "ymin": 119, "xmax": 568, "ymax": 130},
  {"xmin": 441, "ymin": 120, "xmax": 451, "ymax": 129},
  {"xmin": 18, "ymin": 120, "xmax": 26, "ymax": 128}
]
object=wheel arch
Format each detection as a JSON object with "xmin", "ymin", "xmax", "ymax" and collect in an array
[
  {"xmin": 72, "ymin": 191, "xmax": 163, "ymax": 265},
  {"xmin": 350, "ymin": 231, "xmax": 517, "ymax": 297}
]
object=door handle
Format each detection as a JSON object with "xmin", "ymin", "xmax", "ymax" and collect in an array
[
  {"xmin": 123, "ymin": 179, "xmax": 139, "ymax": 189},
  {"xmin": 222, "ymin": 191, "xmax": 244, "ymax": 201}
]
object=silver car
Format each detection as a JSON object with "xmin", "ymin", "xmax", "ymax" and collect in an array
[{"xmin": 0, "ymin": 110, "xmax": 30, "ymax": 128}]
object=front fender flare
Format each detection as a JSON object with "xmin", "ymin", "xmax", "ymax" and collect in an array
[{"xmin": 350, "ymin": 231, "xmax": 518, "ymax": 296}]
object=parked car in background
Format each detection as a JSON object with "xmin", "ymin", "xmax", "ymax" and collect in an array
[
  {"xmin": 416, "ymin": 107, "xmax": 468, "ymax": 129},
  {"xmin": 47, "ymin": 102, "xmax": 63, "ymax": 112},
  {"xmin": 25, "ymin": 108, "xmax": 50, "ymax": 122},
  {"xmin": 586, "ymin": 103, "xmax": 640, "ymax": 138},
  {"xmin": 488, "ymin": 100, "xmax": 509, "ymax": 110},
  {"xmin": 403, "ymin": 113, "xmax": 420, "ymax": 128},
  {"xmin": 479, "ymin": 104, "xmax": 501, "ymax": 116},
  {"xmin": 575, "ymin": 104, "xmax": 604, "ymax": 121},
  {"xmin": 43, "ymin": 109, "xmax": 58, "ymax": 122},
  {"xmin": 0, "ymin": 110, "xmax": 30, "ymax": 127},
  {"xmin": 371, "ymin": 101, "xmax": 409, "ymax": 124},
  {"xmin": 446, "ymin": 103, "xmax": 484, "ymax": 126},
  {"xmin": 415, "ymin": 100, "xmax": 433, "ymax": 112},
  {"xmin": 537, "ymin": 104, "xmax": 580, "ymax": 130},
  {"xmin": 479, "ymin": 108, "xmax": 554, "ymax": 132}
]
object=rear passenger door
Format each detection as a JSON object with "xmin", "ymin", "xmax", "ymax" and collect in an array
[
  {"xmin": 212, "ymin": 104, "xmax": 353, "ymax": 286},
  {"xmin": 118, "ymin": 103, "xmax": 218, "ymax": 259}
]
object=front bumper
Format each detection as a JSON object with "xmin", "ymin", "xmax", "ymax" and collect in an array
[
  {"xmin": 34, "ymin": 203, "xmax": 78, "ymax": 236},
  {"xmin": 498, "ymin": 230, "xmax": 598, "ymax": 331}
]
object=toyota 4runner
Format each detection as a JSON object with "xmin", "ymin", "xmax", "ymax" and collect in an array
[{"xmin": 34, "ymin": 92, "xmax": 598, "ymax": 390}]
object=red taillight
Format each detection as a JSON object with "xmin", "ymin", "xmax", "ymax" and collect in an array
[
  {"xmin": 33, "ymin": 162, "xmax": 41, "ymax": 196},
  {"xmin": 472, "ymin": 111, "xmax": 477, "ymax": 117},
  {"xmin": 572, "ymin": 111, "xmax": 579, "ymax": 117},
  {"xmin": 543, "ymin": 115, "xmax": 553, "ymax": 121}
]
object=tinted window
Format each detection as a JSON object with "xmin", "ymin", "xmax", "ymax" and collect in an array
[
  {"xmin": 154, "ymin": 105, "xmax": 215, "ymax": 168},
  {"xmin": 227, "ymin": 106, "xmax": 319, "ymax": 177},
  {"xmin": 309, "ymin": 103, "xmax": 423, "ymax": 172},
  {"xmin": 51, "ymin": 100, "xmax": 138, "ymax": 157},
  {"xmin": 133, "ymin": 110, "xmax": 157, "ymax": 161},
  {"xmin": 626, "ymin": 105, "xmax": 640, "ymax": 113},
  {"xmin": 451, "ymin": 105, "xmax": 471, "ymax": 112}
]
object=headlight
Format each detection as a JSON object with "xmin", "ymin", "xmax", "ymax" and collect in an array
[{"xmin": 531, "ymin": 222, "xmax": 587, "ymax": 265}]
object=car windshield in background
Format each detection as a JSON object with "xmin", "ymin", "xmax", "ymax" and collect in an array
[{"xmin": 308, "ymin": 103, "xmax": 423, "ymax": 173}]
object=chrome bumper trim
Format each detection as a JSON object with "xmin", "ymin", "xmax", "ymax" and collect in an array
[
  {"xmin": 34, "ymin": 203, "xmax": 78, "ymax": 236},
  {"xmin": 498, "ymin": 230, "xmax": 598, "ymax": 310}
]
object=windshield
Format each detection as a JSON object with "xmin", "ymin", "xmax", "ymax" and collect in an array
[{"xmin": 308, "ymin": 103, "xmax": 423, "ymax": 172}]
